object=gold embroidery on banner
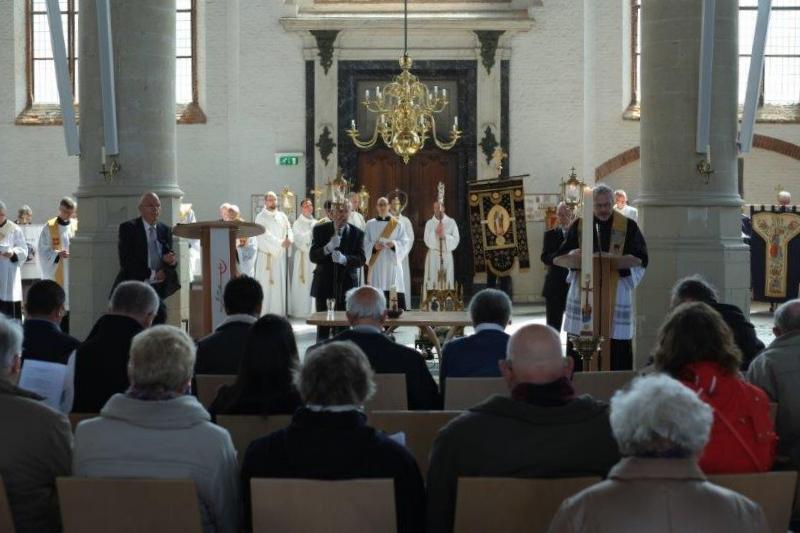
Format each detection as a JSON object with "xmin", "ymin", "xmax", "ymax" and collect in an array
[{"xmin": 752, "ymin": 212, "xmax": 800, "ymax": 298}]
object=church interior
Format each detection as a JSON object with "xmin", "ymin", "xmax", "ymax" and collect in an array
[{"xmin": 2, "ymin": 0, "xmax": 800, "ymax": 532}]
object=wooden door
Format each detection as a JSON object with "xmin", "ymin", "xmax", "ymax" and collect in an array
[{"xmin": 357, "ymin": 148, "xmax": 459, "ymax": 303}]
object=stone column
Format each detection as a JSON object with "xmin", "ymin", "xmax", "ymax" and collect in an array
[
  {"xmin": 635, "ymin": 0, "xmax": 748, "ymax": 364},
  {"xmin": 71, "ymin": 0, "xmax": 184, "ymax": 337}
]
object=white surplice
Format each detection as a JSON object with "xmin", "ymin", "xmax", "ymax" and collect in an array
[
  {"xmin": 289, "ymin": 214, "xmax": 316, "ymax": 317},
  {"xmin": 397, "ymin": 214, "xmax": 414, "ymax": 299},
  {"xmin": 423, "ymin": 214, "xmax": 460, "ymax": 290},
  {"xmin": 348, "ymin": 211, "xmax": 366, "ymax": 230},
  {"xmin": 37, "ymin": 218, "xmax": 75, "ymax": 309},
  {"xmin": 237, "ymin": 236, "xmax": 257, "ymax": 278},
  {"xmin": 179, "ymin": 208, "xmax": 202, "ymax": 279},
  {"xmin": 0, "ymin": 221, "xmax": 28, "ymax": 302},
  {"xmin": 254, "ymin": 208, "xmax": 293, "ymax": 315},
  {"xmin": 364, "ymin": 217, "xmax": 410, "ymax": 293}
]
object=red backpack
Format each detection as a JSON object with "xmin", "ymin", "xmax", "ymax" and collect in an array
[{"xmin": 679, "ymin": 361, "xmax": 777, "ymax": 474}]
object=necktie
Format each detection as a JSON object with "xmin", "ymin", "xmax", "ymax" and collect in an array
[{"xmin": 148, "ymin": 226, "xmax": 162, "ymax": 271}]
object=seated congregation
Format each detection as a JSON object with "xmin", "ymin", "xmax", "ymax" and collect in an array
[{"xmin": 1, "ymin": 275, "xmax": 797, "ymax": 533}]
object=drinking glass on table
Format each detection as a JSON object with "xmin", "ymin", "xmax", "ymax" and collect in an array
[{"xmin": 326, "ymin": 298, "xmax": 336, "ymax": 318}]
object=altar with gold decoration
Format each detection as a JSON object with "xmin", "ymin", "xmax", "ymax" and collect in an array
[{"xmin": 750, "ymin": 205, "xmax": 800, "ymax": 303}]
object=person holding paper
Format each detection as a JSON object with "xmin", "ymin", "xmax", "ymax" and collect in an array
[
  {"xmin": 0, "ymin": 200, "xmax": 29, "ymax": 319},
  {"xmin": 364, "ymin": 197, "xmax": 411, "ymax": 309},
  {"xmin": 37, "ymin": 197, "xmax": 77, "ymax": 332},
  {"xmin": 554, "ymin": 184, "xmax": 648, "ymax": 370}
]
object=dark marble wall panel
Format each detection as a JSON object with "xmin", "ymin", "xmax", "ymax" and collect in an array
[
  {"xmin": 501, "ymin": 59, "xmax": 510, "ymax": 178},
  {"xmin": 305, "ymin": 60, "xmax": 315, "ymax": 196}
]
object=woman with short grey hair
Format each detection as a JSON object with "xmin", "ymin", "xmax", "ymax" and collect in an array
[
  {"xmin": 73, "ymin": 326, "xmax": 239, "ymax": 533},
  {"xmin": 241, "ymin": 341, "xmax": 425, "ymax": 533},
  {"xmin": 548, "ymin": 374, "xmax": 769, "ymax": 533}
]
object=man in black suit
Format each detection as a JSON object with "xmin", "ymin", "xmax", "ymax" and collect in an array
[
  {"xmin": 21, "ymin": 280, "xmax": 80, "ymax": 367},
  {"xmin": 309, "ymin": 199, "xmax": 366, "ymax": 341},
  {"xmin": 111, "ymin": 192, "xmax": 179, "ymax": 324},
  {"xmin": 195, "ymin": 275, "xmax": 262, "ymax": 374},
  {"xmin": 671, "ymin": 275, "xmax": 765, "ymax": 370},
  {"xmin": 540, "ymin": 202, "xmax": 574, "ymax": 332},
  {"xmin": 330, "ymin": 286, "xmax": 440, "ymax": 410}
]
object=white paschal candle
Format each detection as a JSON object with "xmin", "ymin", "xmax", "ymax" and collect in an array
[{"xmin": 581, "ymin": 186, "xmax": 594, "ymax": 331}]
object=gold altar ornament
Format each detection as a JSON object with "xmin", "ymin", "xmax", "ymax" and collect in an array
[
  {"xmin": 560, "ymin": 167, "xmax": 585, "ymax": 208},
  {"xmin": 358, "ymin": 185, "xmax": 370, "ymax": 214},
  {"xmin": 280, "ymin": 187, "xmax": 296, "ymax": 218},
  {"xmin": 387, "ymin": 188, "xmax": 409, "ymax": 214},
  {"xmin": 345, "ymin": 0, "xmax": 460, "ymax": 164},
  {"xmin": 327, "ymin": 168, "xmax": 350, "ymax": 206}
]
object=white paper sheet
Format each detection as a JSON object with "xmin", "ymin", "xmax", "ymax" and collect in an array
[{"xmin": 18, "ymin": 359, "xmax": 67, "ymax": 411}]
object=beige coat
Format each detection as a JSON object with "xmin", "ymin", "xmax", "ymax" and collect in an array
[{"xmin": 548, "ymin": 457, "xmax": 768, "ymax": 533}]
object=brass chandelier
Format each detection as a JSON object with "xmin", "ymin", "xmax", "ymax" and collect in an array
[{"xmin": 345, "ymin": 0, "xmax": 461, "ymax": 164}]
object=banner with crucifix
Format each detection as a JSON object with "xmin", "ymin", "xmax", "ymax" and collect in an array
[
  {"xmin": 468, "ymin": 178, "xmax": 531, "ymax": 276},
  {"xmin": 750, "ymin": 205, "xmax": 800, "ymax": 303}
]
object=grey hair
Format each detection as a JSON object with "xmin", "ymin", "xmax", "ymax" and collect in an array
[
  {"xmin": 593, "ymin": 183, "xmax": 614, "ymax": 200},
  {"xmin": 109, "ymin": 281, "xmax": 159, "ymax": 318},
  {"xmin": 468, "ymin": 288, "xmax": 511, "ymax": 327},
  {"xmin": 0, "ymin": 201, "xmax": 6, "ymax": 213},
  {"xmin": 670, "ymin": 275, "xmax": 718, "ymax": 307},
  {"xmin": 345, "ymin": 286, "xmax": 386, "ymax": 321},
  {"xmin": 614, "ymin": 189, "xmax": 627, "ymax": 199},
  {"xmin": 775, "ymin": 299, "xmax": 800, "ymax": 334},
  {"xmin": 128, "ymin": 326, "xmax": 195, "ymax": 392},
  {"xmin": 18, "ymin": 205, "xmax": 32, "ymax": 215},
  {"xmin": 610, "ymin": 374, "xmax": 713, "ymax": 457},
  {"xmin": 0, "ymin": 316, "xmax": 23, "ymax": 370},
  {"xmin": 294, "ymin": 341, "xmax": 375, "ymax": 406}
]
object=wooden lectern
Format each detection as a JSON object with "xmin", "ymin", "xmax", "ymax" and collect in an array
[{"xmin": 173, "ymin": 221, "xmax": 264, "ymax": 337}]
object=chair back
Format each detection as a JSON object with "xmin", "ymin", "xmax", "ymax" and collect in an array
[
  {"xmin": 369, "ymin": 410, "xmax": 462, "ymax": 478},
  {"xmin": 453, "ymin": 476, "xmax": 600, "ymax": 533},
  {"xmin": 216, "ymin": 414, "xmax": 292, "ymax": 459},
  {"xmin": 708, "ymin": 471, "xmax": 798, "ymax": 533},
  {"xmin": 366, "ymin": 374, "xmax": 408, "ymax": 411},
  {"xmin": 0, "ymin": 476, "xmax": 15, "ymax": 533},
  {"xmin": 68, "ymin": 412, "xmax": 98, "ymax": 431},
  {"xmin": 444, "ymin": 378, "xmax": 506, "ymax": 410},
  {"xmin": 195, "ymin": 374, "xmax": 235, "ymax": 409},
  {"xmin": 250, "ymin": 478, "xmax": 396, "ymax": 533},
  {"xmin": 57, "ymin": 477, "xmax": 202, "ymax": 533},
  {"xmin": 572, "ymin": 370, "xmax": 636, "ymax": 402}
]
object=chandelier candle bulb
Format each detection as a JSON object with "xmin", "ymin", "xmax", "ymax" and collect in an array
[
  {"xmin": 442, "ymin": 88, "xmax": 447, "ymax": 98},
  {"xmin": 454, "ymin": 116, "xmax": 458, "ymax": 127},
  {"xmin": 351, "ymin": 119, "xmax": 356, "ymax": 130},
  {"xmin": 707, "ymin": 144, "xmax": 711, "ymax": 164},
  {"xmin": 101, "ymin": 146, "xmax": 106, "ymax": 164},
  {"xmin": 581, "ymin": 186, "xmax": 594, "ymax": 332}
]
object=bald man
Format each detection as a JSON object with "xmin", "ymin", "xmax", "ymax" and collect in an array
[
  {"xmin": 426, "ymin": 324, "xmax": 619, "ymax": 533},
  {"xmin": 111, "ymin": 192, "xmax": 180, "ymax": 324}
]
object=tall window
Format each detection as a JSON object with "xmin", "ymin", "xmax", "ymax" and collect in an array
[
  {"xmin": 632, "ymin": 0, "xmax": 800, "ymax": 108},
  {"xmin": 24, "ymin": 0, "xmax": 200, "ymax": 121}
]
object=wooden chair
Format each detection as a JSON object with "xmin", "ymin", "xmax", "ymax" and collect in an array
[
  {"xmin": 251, "ymin": 478, "xmax": 396, "ymax": 533},
  {"xmin": 68, "ymin": 412, "xmax": 98, "ymax": 431},
  {"xmin": 444, "ymin": 378, "xmax": 506, "ymax": 410},
  {"xmin": 709, "ymin": 471, "xmax": 798, "ymax": 533},
  {"xmin": 369, "ymin": 410, "xmax": 462, "ymax": 478},
  {"xmin": 572, "ymin": 370, "xmax": 636, "ymax": 402},
  {"xmin": 57, "ymin": 477, "xmax": 202, "ymax": 533},
  {"xmin": 453, "ymin": 477, "xmax": 601, "ymax": 533},
  {"xmin": 194, "ymin": 374, "xmax": 235, "ymax": 409},
  {"xmin": 0, "ymin": 476, "xmax": 15, "ymax": 533},
  {"xmin": 366, "ymin": 374, "xmax": 408, "ymax": 411},
  {"xmin": 216, "ymin": 414, "xmax": 292, "ymax": 459}
]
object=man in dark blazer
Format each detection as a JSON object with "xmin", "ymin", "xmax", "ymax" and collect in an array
[
  {"xmin": 195, "ymin": 275, "xmax": 262, "ymax": 375},
  {"xmin": 111, "ymin": 192, "xmax": 179, "ymax": 324},
  {"xmin": 540, "ymin": 202, "xmax": 574, "ymax": 332},
  {"xmin": 21, "ymin": 280, "xmax": 80, "ymax": 367},
  {"xmin": 439, "ymin": 288, "xmax": 511, "ymax": 396},
  {"xmin": 309, "ymin": 199, "xmax": 366, "ymax": 341},
  {"xmin": 329, "ymin": 286, "xmax": 440, "ymax": 410}
]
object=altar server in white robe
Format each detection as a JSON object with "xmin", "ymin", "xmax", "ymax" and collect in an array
[
  {"xmin": 0, "ymin": 201, "xmax": 28, "ymax": 318},
  {"xmin": 423, "ymin": 200, "xmax": 460, "ymax": 292},
  {"xmin": 364, "ymin": 197, "xmax": 411, "ymax": 309},
  {"xmin": 255, "ymin": 192, "xmax": 293, "ymax": 315},
  {"xmin": 225, "ymin": 205, "xmax": 257, "ymax": 278},
  {"xmin": 347, "ymin": 192, "xmax": 366, "ymax": 230},
  {"xmin": 290, "ymin": 198, "xmax": 317, "ymax": 317},
  {"xmin": 179, "ymin": 203, "xmax": 202, "ymax": 279},
  {"xmin": 37, "ymin": 197, "xmax": 77, "ymax": 329},
  {"xmin": 390, "ymin": 196, "xmax": 415, "ymax": 302}
]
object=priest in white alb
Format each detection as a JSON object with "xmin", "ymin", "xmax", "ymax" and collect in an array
[
  {"xmin": 290, "ymin": 198, "xmax": 317, "ymax": 317},
  {"xmin": 364, "ymin": 197, "xmax": 411, "ymax": 309},
  {"xmin": 255, "ymin": 191, "xmax": 293, "ymax": 315},
  {"xmin": 0, "ymin": 200, "xmax": 28, "ymax": 318},
  {"xmin": 423, "ymin": 200, "xmax": 460, "ymax": 292},
  {"xmin": 390, "ymin": 194, "xmax": 415, "ymax": 302},
  {"xmin": 37, "ymin": 197, "xmax": 77, "ymax": 331}
]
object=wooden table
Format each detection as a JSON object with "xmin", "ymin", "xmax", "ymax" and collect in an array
[{"xmin": 306, "ymin": 311, "xmax": 471, "ymax": 358}]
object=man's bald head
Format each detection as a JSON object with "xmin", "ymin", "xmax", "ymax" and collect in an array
[
  {"xmin": 774, "ymin": 299, "xmax": 800, "ymax": 337},
  {"xmin": 500, "ymin": 324, "xmax": 571, "ymax": 387},
  {"xmin": 138, "ymin": 192, "xmax": 161, "ymax": 225}
]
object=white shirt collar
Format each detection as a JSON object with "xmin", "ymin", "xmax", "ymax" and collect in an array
[
  {"xmin": 475, "ymin": 323, "xmax": 506, "ymax": 333},
  {"xmin": 306, "ymin": 404, "xmax": 363, "ymax": 413},
  {"xmin": 352, "ymin": 324, "xmax": 383, "ymax": 335},
  {"xmin": 218, "ymin": 314, "xmax": 258, "ymax": 329}
]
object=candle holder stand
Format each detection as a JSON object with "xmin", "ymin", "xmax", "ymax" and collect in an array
[{"xmin": 571, "ymin": 331, "xmax": 603, "ymax": 370}]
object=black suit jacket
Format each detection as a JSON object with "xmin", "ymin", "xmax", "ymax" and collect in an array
[
  {"xmin": 112, "ymin": 217, "xmax": 179, "ymax": 299},
  {"xmin": 331, "ymin": 329, "xmax": 441, "ymax": 410},
  {"xmin": 309, "ymin": 222, "xmax": 366, "ymax": 301},
  {"xmin": 541, "ymin": 227, "xmax": 569, "ymax": 298},
  {"xmin": 195, "ymin": 319, "xmax": 253, "ymax": 375},
  {"xmin": 21, "ymin": 319, "xmax": 80, "ymax": 365}
]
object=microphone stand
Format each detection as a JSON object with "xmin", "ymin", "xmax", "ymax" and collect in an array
[{"xmin": 595, "ymin": 222, "xmax": 604, "ymax": 368}]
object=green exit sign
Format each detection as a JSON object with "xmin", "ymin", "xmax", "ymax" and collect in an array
[{"xmin": 275, "ymin": 152, "xmax": 303, "ymax": 167}]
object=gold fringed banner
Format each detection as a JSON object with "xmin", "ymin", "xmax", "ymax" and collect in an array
[
  {"xmin": 750, "ymin": 206, "xmax": 800, "ymax": 301},
  {"xmin": 468, "ymin": 179, "xmax": 530, "ymax": 276}
]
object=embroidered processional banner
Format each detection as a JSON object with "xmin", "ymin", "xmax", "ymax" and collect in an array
[
  {"xmin": 750, "ymin": 205, "xmax": 800, "ymax": 302},
  {"xmin": 468, "ymin": 179, "xmax": 531, "ymax": 276}
]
